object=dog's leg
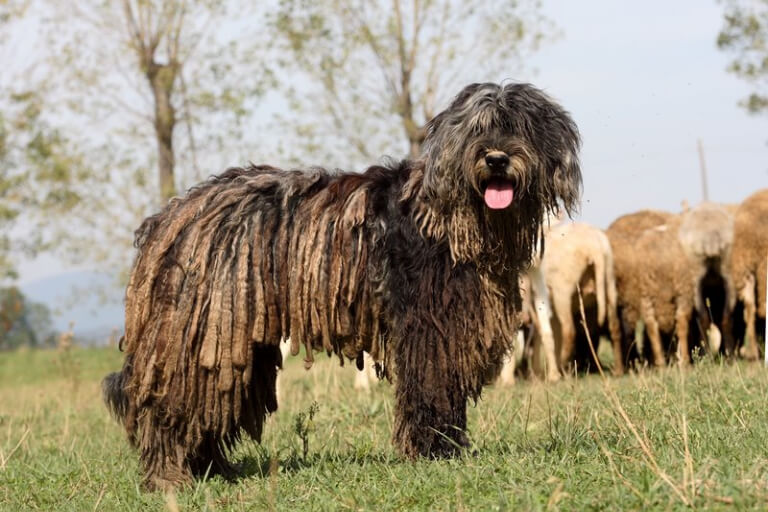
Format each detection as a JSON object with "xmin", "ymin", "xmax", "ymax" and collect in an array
[
  {"xmin": 138, "ymin": 425, "xmax": 240, "ymax": 491},
  {"xmin": 137, "ymin": 413, "xmax": 196, "ymax": 491},
  {"xmin": 137, "ymin": 343, "xmax": 280, "ymax": 490},
  {"xmin": 391, "ymin": 330, "xmax": 470, "ymax": 459},
  {"xmin": 392, "ymin": 377, "xmax": 468, "ymax": 459}
]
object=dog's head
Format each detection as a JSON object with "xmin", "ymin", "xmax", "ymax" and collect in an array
[{"xmin": 420, "ymin": 82, "xmax": 581, "ymax": 219}]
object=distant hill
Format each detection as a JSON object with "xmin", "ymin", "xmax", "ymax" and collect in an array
[{"xmin": 19, "ymin": 271, "xmax": 124, "ymax": 345}]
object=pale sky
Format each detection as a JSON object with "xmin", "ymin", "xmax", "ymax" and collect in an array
[
  {"xmin": 15, "ymin": 0, "xmax": 768, "ymax": 285},
  {"xmin": 526, "ymin": 0, "xmax": 767, "ymax": 226}
]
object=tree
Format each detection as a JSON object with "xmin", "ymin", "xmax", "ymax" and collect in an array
[
  {"xmin": 270, "ymin": 0, "xmax": 557, "ymax": 167},
  {"xmin": 717, "ymin": 0, "xmax": 768, "ymax": 115},
  {"xmin": 0, "ymin": 91, "xmax": 86, "ymax": 280},
  {"xmin": 1, "ymin": 1, "xmax": 23, "ymax": 279},
  {"xmin": 1, "ymin": 1, "xmax": 83, "ymax": 280},
  {"xmin": 3, "ymin": 1, "xmax": 273, "ymax": 276},
  {"xmin": 0, "ymin": 0, "xmax": 28, "ymax": 26},
  {"xmin": 0, "ymin": 286, "xmax": 54, "ymax": 349}
]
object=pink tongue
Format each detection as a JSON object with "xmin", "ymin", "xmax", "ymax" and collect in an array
[{"xmin": 484, "ymin": 179, "xmax": 514, "ymax": 209}]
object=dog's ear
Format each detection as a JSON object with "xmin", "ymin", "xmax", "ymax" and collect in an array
[
  {"xmin": 552, "ymin": 142, "xmax": 581, "ymax": 217},
  {"xmin": 500, "ymin": 84, "xmax": 582, "ymax": 217},
  {"xmin": 533, "ymin": 89, "xmax": 582, "ymax": 217}
]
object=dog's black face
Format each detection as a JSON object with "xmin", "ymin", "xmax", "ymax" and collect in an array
[
  {"xmin": 420, "ymin": 82, "xmax": 582, "ymax": 217},
  {"xmin": 468, "ymin": 140, "xmax": 537, "ymax": 211}
]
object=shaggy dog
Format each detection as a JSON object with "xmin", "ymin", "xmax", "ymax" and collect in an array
[{"xmin": 103, "ymin": 82, "xmax": 582, "ymax": 490}]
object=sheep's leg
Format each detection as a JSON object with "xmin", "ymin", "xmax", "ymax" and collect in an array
[
  {"xmin": 723, "ymin": 276, "xmax": 735, "ymax": 356},
  {"xmin": 497, "ymin": 330, "xmax": 525, "ymax": 386},
  {"xmin": 640, "ymin": 298, "xmax": 666, "ymax": 367},
  {"xmin": 553, "ymin": 293, "xmax": 576, "ymax": 373},
  {"xmin": 354, "ymin": 352, "xmax": 376, "ymax": 391},
  {"xmin": 603, "ymin": 263, "xmax": 624, "ymax": 375},
  {"xmin": 675, "ymin": 300, "xmax": 691, "ymax": 366},
  {"xmin": 498, "ymin": 354, "xmax": 516, "ymax": 386},
  {"xmin": 529, "ymin": 266, "xmax": 560, "ymax": 381},
  {"xmin": 740, "ymin": 275, "xmax": 759, "ymax": 360},
  {"xmin": 759, "ymin": 259, "xmax": 767, "ymax": 324},
  {"xmin": 607, "ymin": 305, "xmax": 625, "ymax": 376},
  {"xmin": 276, "ymin": 339, "xmax": 291, "ymax": 399},
  {"xmin": 721, "ymin": 305, "xmax": 734, "ymax": 356}
]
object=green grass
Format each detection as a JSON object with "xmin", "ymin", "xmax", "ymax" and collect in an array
[{"xmin": 2, "ymin": 346, "xmax": 768, "ymax": 511}]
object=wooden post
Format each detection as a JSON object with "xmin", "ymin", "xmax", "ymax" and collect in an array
[{"xmin": 697, "ymin": 139, "xmax": 709, "ymax": 202}]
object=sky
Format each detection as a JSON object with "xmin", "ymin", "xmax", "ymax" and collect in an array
[
  {"xmin": 14, "ymin": 0, "xmax": 768, "ymax": 286},
  {"xmin": 526, "ymin": 0, "xmax": 767, "ymax": 226}
]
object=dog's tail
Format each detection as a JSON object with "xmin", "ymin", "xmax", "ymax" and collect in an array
[{"xmin": 102, "ymin": 351, "xmax": 133, "ymax": 433}]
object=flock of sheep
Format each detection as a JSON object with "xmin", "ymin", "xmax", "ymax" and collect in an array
[{"xmin": 496, "ymin": 187, "xmax": 768, "ymax": 384}]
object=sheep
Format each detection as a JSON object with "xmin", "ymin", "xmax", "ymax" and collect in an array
[
  {"xmin": 353, "ymin": 353, "xmax": 378, "ymax": 390},
  {"xmin": 497, "ymin": 261, "xmax": 561, "ymax": 384},
  {"xmin": 541, "ymin": 222, "xmax": 623, "ymax": 375},
  {"xmin": 677, "ymin": 202, "xmax": 736, "ymax": 355},
  {"xmin": 607, "ymin": 211, "xmax": 695, "ymax": 367},
  {"xmin": 730, "ymin": 189, "xmax": 768, "ymax": 360}
]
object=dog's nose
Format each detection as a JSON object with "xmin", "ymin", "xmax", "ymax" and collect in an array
[{"xmin": 485, "ymin": 153, "xmax": 510, "ymax": 173}]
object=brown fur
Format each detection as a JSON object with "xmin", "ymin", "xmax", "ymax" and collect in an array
[
  {"xmin": 730, "ymin": 189, "xmax": 768, "ymax": 359},
  {"xmin": 607, "ymin": 211, "xmax": 694, "ymax": 367}
]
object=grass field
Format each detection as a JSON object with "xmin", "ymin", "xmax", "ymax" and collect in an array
[{"xmin": 2, "ymin": 346, "xmax": 768, "ymax": 511}]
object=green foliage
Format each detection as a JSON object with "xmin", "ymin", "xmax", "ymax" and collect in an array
[
  {"xmin": 0, "ymin": 0, "xmax": 28, "ymax": 28},
  {"xmin": 292, "ymin": 401, "xmax": 319, "ymax": 463},
  {"xmin": 0, "ymin": 91, "xmax": 86, "ymax": 278},
  {"xmin": 718, "ymin": 0, "xmax": 768, "ymax": 115},
  {"xmin": 2, "ymin": 349, "xmax": 768, "ymax": 509},
  {"xmin": 0, "ymin": 1, "xmax": 274, "ymax": 280},
  {"xmin": 0, "ymin": 287, "xmax": 54, "ymax": 349}
]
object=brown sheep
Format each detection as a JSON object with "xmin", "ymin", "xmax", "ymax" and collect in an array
[
  {"xmin": 730, "ymin": 188, "xmax": 768, "ymax": 360},
  {"xmin": 678, "ymin": 202, "xmax": 736, "ymax": 355},
  {"xmin": 541, "ymin": 222, "xmax": 623, "ymax": 375},
  {"xmin": 607, "ymin": 211, "xmax": 695, "ymax": 367}
]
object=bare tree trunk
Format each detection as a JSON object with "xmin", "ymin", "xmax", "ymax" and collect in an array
[
  {"xmin": 400, "ymin": 93, "xmax": 425, "ymax": 158},
  {"xmin": 393, "ymin": 0, "xmax": 425, "ymax": 158},
  {"xmin": 147, "ymin": 63, "xmax": 178, "ymax": 201}
]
